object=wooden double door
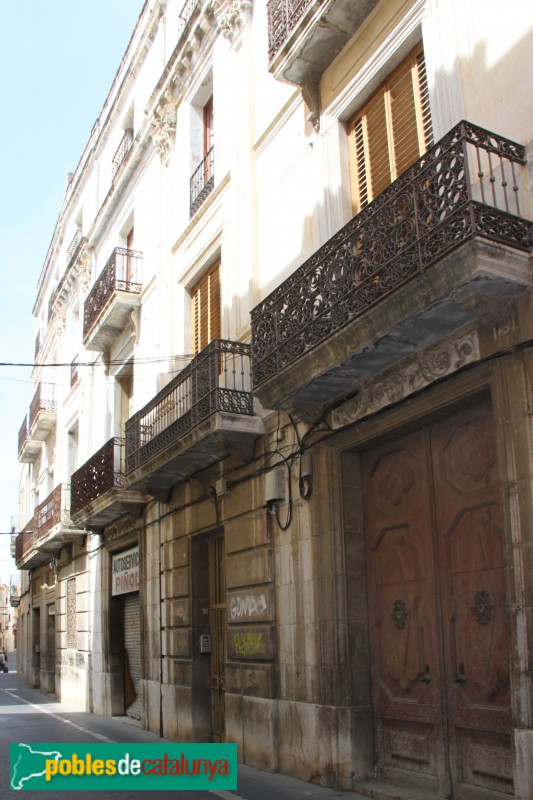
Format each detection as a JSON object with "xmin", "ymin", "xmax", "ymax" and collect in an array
[{"xmin": 362, "ymin": 403, "xmax": 513, "ymax": 799}]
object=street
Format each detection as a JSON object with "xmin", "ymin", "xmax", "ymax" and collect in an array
[{"xmin": 0, "ymin": 653, "xmax": 369, "ymax": 800}]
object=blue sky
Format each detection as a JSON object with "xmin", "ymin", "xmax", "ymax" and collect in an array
[{"xmin": 0, "ymin": 1, "xmax": 146, "ymax": 585}]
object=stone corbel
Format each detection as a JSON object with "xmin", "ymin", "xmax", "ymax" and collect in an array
[
  {"xmin": 130, "ymin": 308, "xmax": 140, "ymax": 343},
  {"xmin": 301, "ymin": 76, "xmax": 321, "ymax": 132}
]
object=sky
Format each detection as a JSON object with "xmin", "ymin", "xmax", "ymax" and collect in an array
[{"xmin": 0, "ymin": 0, "xmax": 146, "ymax": 586}]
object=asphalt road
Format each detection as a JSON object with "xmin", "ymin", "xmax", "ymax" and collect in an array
[{"xmin": 0, "ymin": 652, "xmax": 369, "ymax": 800}]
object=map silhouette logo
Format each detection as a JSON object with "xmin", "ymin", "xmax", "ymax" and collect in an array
[{"xmin": 11, "ymin": 743, "xmax": 62, "ymax": 790}]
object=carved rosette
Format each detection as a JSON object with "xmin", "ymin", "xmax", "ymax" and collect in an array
[
  {"xmin": 471, "ymin": 590, "xmax": 494, "ymax": 625},
  {"xmin": 391, "ymin": 599, "xmax": 409, "ymax": 630}
]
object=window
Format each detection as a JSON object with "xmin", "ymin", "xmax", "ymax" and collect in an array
[
  {"xmin": 191, "ymin": 262, "xmax": 221, "ymax": 354},
  {"xmin": 190, "ymin": 90, "xmax": 215, "ymax": 215},
  {"xmin": 348, "ymin": 45, "xmax": 433, "ymax": 214}
]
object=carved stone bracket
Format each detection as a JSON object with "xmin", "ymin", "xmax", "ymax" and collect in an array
[
  {"xmin": 458, "ymin": 288, "xmax": 514, "ymax": 327},
  {"xmin": 301, "ymin": 76, "xmax": 320, "ymax": 132},
  {"xmin": 332, "ymin": 331, "xmax": 480, "ymax": 429}
]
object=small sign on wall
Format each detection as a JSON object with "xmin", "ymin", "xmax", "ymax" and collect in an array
[{"xmin": 111, "ymin": 546, "xmax": 140, "ymax": 596}]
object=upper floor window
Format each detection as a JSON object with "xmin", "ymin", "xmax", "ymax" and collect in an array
[
  {"xmin": 348, "ymin": 45, "xmax": 433, "ymax": 214},
  {"xmin": 191, "ymin": 261, "xmax": 221, "ymax": 354}
]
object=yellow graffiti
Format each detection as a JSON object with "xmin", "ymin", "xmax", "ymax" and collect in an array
[{"xmin": 232, "ymin": 631, "xmax": 263, "ymax": 657}]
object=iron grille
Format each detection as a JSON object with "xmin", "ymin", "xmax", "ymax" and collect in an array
[
  {"xmin": 83, "ymin": 247, "xmax": 142, "ymax": 341},
  {"xmin": 178, "ymin": 0, "xmax": 201, "ymax": 35},
  {"xmin": 251, "ymin": 120, "xmax": 533, "ymax": 387},
  {"xmin": 267, "ymin": 0, "xmax": 314, "ymax": 62},
  {"xmin": 18, "ymin": 416, "xmax": 29, "ymax": 455},
  {"xmin": 36, "ymin": 484, "xmax": 71, "ymax": 538},
  {"xmin": 112, "ymin": 129, "xmax": 134, "ymax": 177},
  {"xmin": 71, "ymin": 437, "xmax": 125, "ymax": 517},
  {"xmin": 190, "ymin": 146, "xmax": 214, "ymax": 216},
  {"xmin": 125, "ymin": 340, "xmax": 253, "ymax": 473},
  {"xmin": 15, "ymin": 518, "xmax": 37, "ymax": 564},
  {"xmin": 29, "ymin": 383, "xmax": 56, "ymax": 431}
]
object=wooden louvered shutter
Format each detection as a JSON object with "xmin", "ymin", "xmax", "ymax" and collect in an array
[
  {"xmin": 348, "ymin": 44, "xmax": 433, "ymax": 214},
  {"xmin": 192, "ymin": 262, "xmax": 221, "ymax": 354}
]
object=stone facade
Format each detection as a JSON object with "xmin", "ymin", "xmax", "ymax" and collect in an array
[{"xmin": 14, "ymin": 0, "xmax": 533, "ymax": 798}]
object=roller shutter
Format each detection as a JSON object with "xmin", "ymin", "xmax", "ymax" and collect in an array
[{"xmin": 123, "ymin": 592, "xmax": 142, "ymax": 720}]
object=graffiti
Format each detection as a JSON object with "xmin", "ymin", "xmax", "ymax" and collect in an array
[
  {"xmin": 229, "ymin": 593, "xmax": 267, "ymax": 620},
  {"xmin": 231, "ymin": 631, "xmax": 263, "ymax": 657}
]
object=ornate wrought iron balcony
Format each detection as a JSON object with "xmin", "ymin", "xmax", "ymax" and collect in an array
[
  {"xmin": 83, "ymin": 247, "xmax": 142, "ymax": 351},
  {"xmin": 15, "ymin": 485, "xmax": 84, "ymax": 570},
  {"xmin": 112, "ymin": 129, "xmax": 134, "ymax": 177},
  {"xmin": 125, "ymin": 340, "xmax": 263, "ymax": 499},
  {"xmin": 251, "ymin": 120, "xmax": 533, "ymax": 416},
  {"xmin": 17, "ymin": 415, "xmax": 40, "ymax": 462},
  {"xmin": 190, "ymin": 146, "xmax": 214, "ymax": 217},
  {"xmin": 267, "ymin": 0, "xmax": 379, "ymax": 83},
  {"xmin": 70, "ymin": 438, "xmax": 145, "ymax": 530},
  {"xmin": 28, "ymin": 383, "xmax": 56, "ymax": 440}
]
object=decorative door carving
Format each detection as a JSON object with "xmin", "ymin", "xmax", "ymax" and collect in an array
[{"xmin": 362, "ymin": 404, "xmax": 512, "ymax": 799}]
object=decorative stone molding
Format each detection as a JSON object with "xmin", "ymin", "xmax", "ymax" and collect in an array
[
  {"xmin": 301, "ymin": 76, "xmax": 320, "ymax": 131},
  {"xmin": 331, "ymin": 331, "xmax": 480, "ymax": 429},
  {"xmin": 458, "ymin": 288, "xmax": 514, "ymax": 327},
  {"xmin": 150, "ymin": 101, "xmax": 177, "ymax": 161},
  {"xmin": 216, "ymin": 0, "xmax": 253, "ymax": 42},
  {"xmin": 103, "ymin": 515, "xmax": 140, "ymax": 545}
]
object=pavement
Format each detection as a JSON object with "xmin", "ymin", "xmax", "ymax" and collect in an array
[{"xmin": 0, "ymin": 651, "xmax": 373, "ymax": 800}]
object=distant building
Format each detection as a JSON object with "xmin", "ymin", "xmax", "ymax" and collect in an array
[{"xmin": 14, "ymin": 1, "xmax": 533, "ymax": 798}]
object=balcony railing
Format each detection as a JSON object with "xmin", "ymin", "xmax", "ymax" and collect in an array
[
  {"xmin": 112, "ymin": 129, "xmax": 134, "ymax": 177},
  {"xmin": 267, "ymin": 0, "xmax": 314, "ymax": 62},
  {"xmin": 251, "ymin": 120, "xmax": 533, "ymax": 388},
  {"xmin": 71, "ymin": 438, "xmax": 125, "ymax": 517},
  {"xmin": 29, "ymin": 383, "xmax": 56, "ymax": 431},
  {"xmin": 83, "ymin": 247, "xmax": 142, "ymax": 340},
  {"xmin": 125, "ymin": 340, "xmax": 253, "ymax": 473},
  {"xmin": 66, "ymin": 229, "xmax": 84, "ymax": 263},
  {"xmin": 190, "ymin": 146, "xmax": 214, "ymax": 216},
  {"xmin": 15, "ymin": 517, "xmax": 36, "ymax": 564},
  {"xmin": 18, "ymin": 416, "xmax": 29, "ymax": 455},
  {"xmin": 179, "ymin": 0, "xmax": 201, "ymax": 35},
  {"xmin": 36, "ymin": 484, "xmax": 72, "ymax": 538},
  {"xmin": 35, "ymin": 330, "xmax": 42, "ymax": 359}
]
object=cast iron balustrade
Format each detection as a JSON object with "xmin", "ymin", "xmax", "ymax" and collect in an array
[
  {"xmin": 251, "ymin": 120, "xmax": 533, "ymax": 389},
  {"xmin": 67, "ymin": 229, "xmax": 84, "ymax": 263},
  {"xmin": 71, "ymin": 437, "xmax": 125, "ymax": 517},
  {"xmin": 83, "ymin": 247, "xmax": 142, "ymax": 344},
  {"xmin": 29, "ymin": 383, "xmax": 56, "ymax": 433},
  {"xmin": 125, "ymin": 340, "xmax": 253, "ymax": 473},
  {"xmin": 112, "ymin": 129, "xmax": 134, "ymax": 177},
  {"xmin": 179, "ymin": 0, "xmax": 201, "ymax": 35},
  {"xmin": 36, "ymin": 484, "xmax": 72, "ymax": 539},
  {"xmin": 190, "ymin": 146, "xmax": 214, "ymax": 216},
  {"xmin": 15, "ymin": 518, "xmax": 36, "ymax": 566},
  {"xmin": 267, "ymin": 0, "xmax": 314, "ymax": 61},
  {"xmin": 18, "ymin": 416, "xmax": 29, "ymax": 456}
]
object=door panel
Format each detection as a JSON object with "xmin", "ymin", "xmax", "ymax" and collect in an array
[
  {"xmin": 362, "ymin": 404, "xmax": 513, "ymax": 799},
  {"xmin": 363, "ymin": 430, "xmax": 447, "ymax": 794},
  {"xmin": 431, "ymin": 407, "xmax": 513, "ymax": 798}
]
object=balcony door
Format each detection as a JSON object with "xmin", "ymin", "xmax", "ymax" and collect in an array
[
  {"xmin": 191, "ymin": 262, "xmax": 221, "ymax": 355},
  {"xmin": 362, "ymin": 403, "xmax": 512, "ymax": 799}
]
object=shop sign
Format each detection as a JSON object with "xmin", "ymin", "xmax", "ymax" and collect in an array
[{"xmin": 112, "ymin": 546, "xmax": 140, "ymax": 596}]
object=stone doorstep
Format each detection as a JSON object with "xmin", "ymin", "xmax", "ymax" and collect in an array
[{"xmin": 353, "ymin": 779, "xmax": 441, "ymax": 800}]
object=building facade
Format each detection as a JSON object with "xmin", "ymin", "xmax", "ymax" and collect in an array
[{"xmin": 15, "ymin": 1, "xmax": 533, "ymax": 798}]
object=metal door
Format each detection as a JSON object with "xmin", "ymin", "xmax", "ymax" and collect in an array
[
  {"xmin": 209, "ymin": 533, "xmax": 226, "ymax": 742},
  {"xmin": 362, "ymin": 403, "xmax": 512, "ymax": 799}
]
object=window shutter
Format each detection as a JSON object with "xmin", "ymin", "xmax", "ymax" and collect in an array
[
  {"xmin": 349, "ymin": 45, "xmax": 433, "ymax": 214},
  {"xmin": 192, "ymin": 262, "xmax": 221, "ymax": 354}
]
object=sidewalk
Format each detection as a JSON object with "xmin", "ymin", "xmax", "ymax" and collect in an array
[{"xmin": 4, "ymin": 652, "xmax": 375, "ymax": 800}]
